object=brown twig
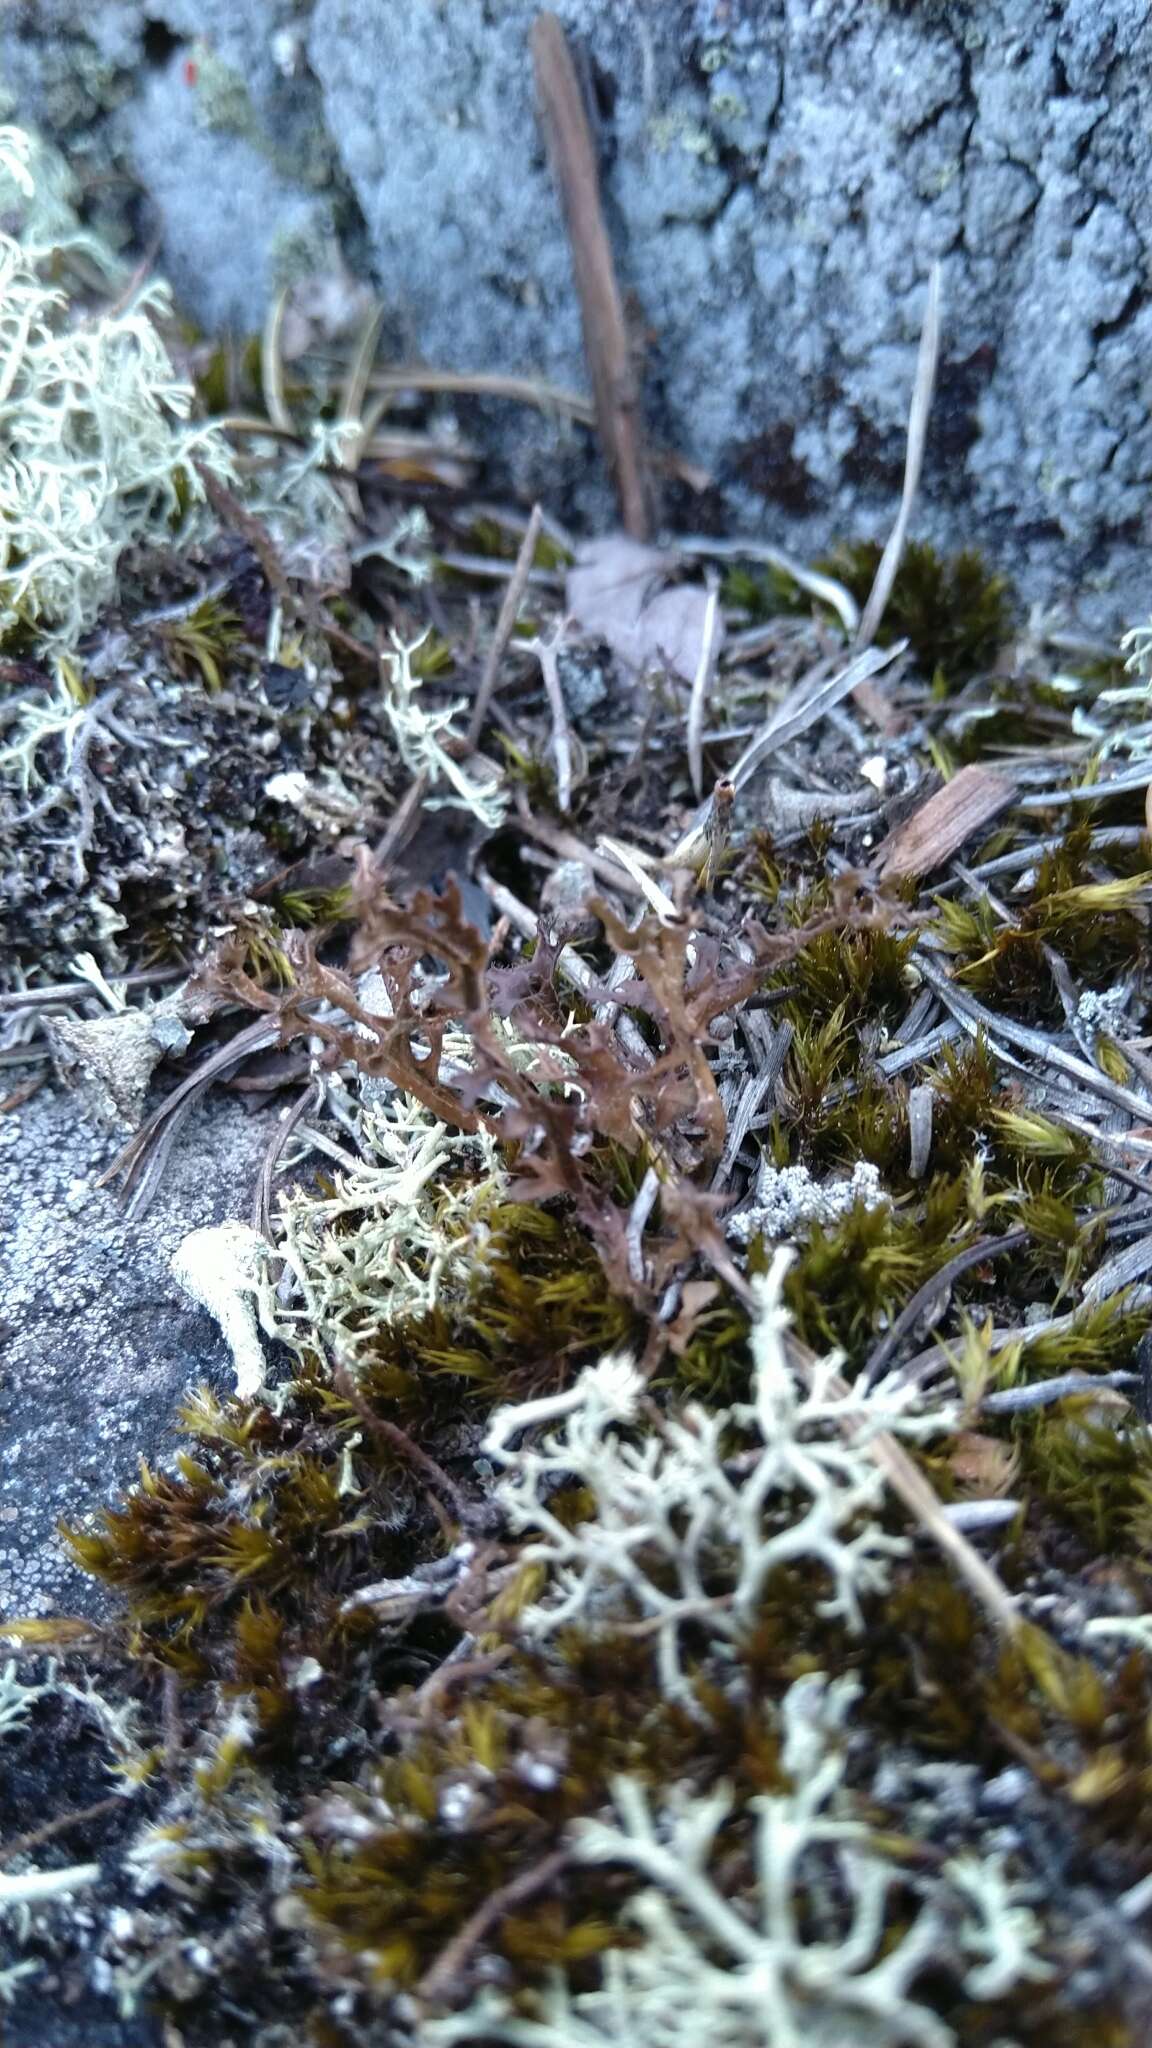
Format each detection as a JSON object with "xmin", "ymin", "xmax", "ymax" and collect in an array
[
  {"xmin": 0, "ymin": 1074, "xmax": 47, "ymax": 1113},
  {"xmin": 331, "ymin": 1358, "xmax": 473, "ymax": 1525},
  {"xmin": 861, "ymin": 1229, "xmax": 1030, "ymax": 1387},
  {"xmin": 0, "ymin": 1796, "xmax": 121, "ymax": 1869},
  {"xmin": 192, "ymin": 461, "xmax": 292, "ymax": 603},
  {"xmin": 468, "ymin": 503, "xmax": 544, "ymax": 744},
  {"xmin": 514, "ymin": 806, "xmax": 643, "ymax": 897},
  {"xmin": 531, "ymin": 11, "xmax": 652, "ymax": 538},
  {"xmin": 252, "ymin": 1077, "xmax": 323, "ymax": 1238},
  {"xmin": 416, "ymin": 1846, "xmax": 571, "ymax": 2006},
  {"xmin": 375, "ymin": 772, "xmax": 430, "ymax": 868},
  {"xmin": 874, "ymin": 764, "xmax": 1018, "ymax": 882}
]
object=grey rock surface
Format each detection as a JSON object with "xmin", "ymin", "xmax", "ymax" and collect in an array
[
  {"xmin": 7, "ymin": 0, "xmax": 1148, "ymax": 625},
  {"xmin": 5, "ymin": 2, "xmax": 1152, "ymax": 622},
  {"xmin": 0, "ymin": 1084, "xmax": 274, "ymax": 1622}
]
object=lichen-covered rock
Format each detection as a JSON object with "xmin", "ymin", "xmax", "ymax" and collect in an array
[{"xmin": 4, "ymin": 1, "xmax": 1152, "ymax": 621}]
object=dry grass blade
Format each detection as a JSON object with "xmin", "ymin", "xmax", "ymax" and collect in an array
[
  {"xmin": 862, "ymin": 1229, "xmax": 1029, "ymax": 1386},
  {"xmin": 336, "ymin": 302, "xmax": 387, "ymax": 472},
  {"xmin": 855, "ymin": 262, "xmax": 942, "ymax": 650},
  {"xmin": 918, "ymin": 952, "xmax": 1152, "ymax": 1123},
  {"xmin": 259, "ymin": 283, "xmax": 294, "ymax": 435},
  {"xmin": 598, "ymin": 834, "xmax": 680, "ymax": 918},
  {"xmin": 467, "ymin": 502, "xmax": 543, "ymax": 745},
  {"xmin": 869, "ymin": 1427, "xmax": 1018, "ymax": 1634},
  {"xmin": 532, "ymin": 625, "xmax": 575, "ymax": 811},
  {"xmin": 98, "ymin": 1016, "xmax": 282, "ymax": 1209},
  {"xmin": 685, "ymin": 577, "xmax": 721, "ymax": 800},
  {"xmin": 531, "ymin": 10, "xmax": 652, "ymax": 539},
  {"xmin": 729, "ymin": 639, "xmax": 907, "ymax": 794},
  {"xmin": 415, "ymin": 1848, "xmax": 570, "ymax": 2006},
  {"xmin": 875, "ymin": 763, "xmax": 1017, "ymax": 880},
  {"xmin": 678, "ymin": 535, "xmax": 860, "ymax": 637},
  {"xmin": 365, "ymin": 363, "xmax": 595, "ymax": 423}
]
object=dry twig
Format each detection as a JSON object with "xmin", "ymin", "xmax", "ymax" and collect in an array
[
  {"xmin": 685, "ymin": 577, "xmax": 722, "ymax": 800},
  {"xmin": 468, "ymin": 502, "xmax": 543, "ymax": 745},
  {"xmin": 531, "ymin": 11, "xmax": 652, "ymax": 538}
]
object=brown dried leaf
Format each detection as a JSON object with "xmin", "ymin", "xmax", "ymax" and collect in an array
[{"xmin": 566, "ymin": 534, "xmax": 721, "ymax": 682}]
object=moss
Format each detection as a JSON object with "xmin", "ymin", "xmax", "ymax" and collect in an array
[
  {"xmin": 388, "ymin": 1205, "xmax": 642, "ymax": 1397},
  {"xmin": 719, "ymin": 561, "xmax": 809, "ymax": 622},
  {"xmin": 459, "ymin": 515, "xmax": 571, "ymax": 573},
  {"xmin": 771, "ymin": 923, "xmax": 919, "ymax": 1034},
  {"xmin": 819, "ymin": 538, "xmax": 1013, "ymax": 687},
  {"xmin": 157, "ymin": 596, "xmax": 246, "ymax": 694},
  {"xmin": 781, "ymin": 1178, "xmax": 972, "ymax": 1354},
  {"xmin": 1013, "ymin": 1404, "xmax": 1152, "ymax": 1555}
]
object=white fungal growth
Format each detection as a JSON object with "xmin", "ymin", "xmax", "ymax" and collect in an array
[
  {"xmin": 171, "ymin": 1221, "xmax": 273, "ymax": 1400},
  {"xmin": 483, "ymin": 1249, "xmax": 953, "ymax": 1706}
]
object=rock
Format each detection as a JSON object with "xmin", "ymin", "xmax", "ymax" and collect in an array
[
  {"xmin": 0, "ymin": 1084, "xmax": 275, "ymax": 1622},
  {"xmin": 3, "ymin": 3, "xmax": 1151, "ymax": 623}
]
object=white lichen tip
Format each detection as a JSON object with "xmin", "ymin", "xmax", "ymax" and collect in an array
[
  {"xmin": 170, "ymin": 1221, "xmax": 271, "ymax": 1400},
  {"xmin": 0, "ymin": 1863, "xmax": 101, "ymax": 1916}
]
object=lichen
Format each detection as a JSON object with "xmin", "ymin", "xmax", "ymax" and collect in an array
[
  {"xmin": 484, "ymin": 1251, "xmax": 953, "ymax": 1706},
  {"xmin": 0, "ymin": 126, "xmax": 233, "ymax": 648},
  {"xmin": 380, "ymin": 629, "xmax": 508, "ymax": 827}
]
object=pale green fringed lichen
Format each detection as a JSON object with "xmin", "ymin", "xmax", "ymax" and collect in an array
[
  {"xmin": 381, "ymin": 630, "xmax": 509, "ymax": 826},
  {"xmin": 0, "ymin": 122, "xmax": 116, "ymax": 271},
  {"xmin": 0, "ymin": 123, "xmax": 234, "ymax": 648},
  {"xmin": 483, "ymin": 1250, "xmax": 956, "ymax": 1707},
  {"xmin": 272, "ymin": 1088, "xmax": 510, "ymax": 1368},
  {"xmin": 427, "ymin": 1674, "xmax": 1051, "ymax": 2048}
]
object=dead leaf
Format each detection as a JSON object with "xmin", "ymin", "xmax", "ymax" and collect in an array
[
  {"xmin": 874, "ymin": 763, "xmax": 1016, "ymax": 881},
  {"xmin": 566, "ymin": 534, "xmax": 721, "ymax": 683},
  {"xmin": 663, "ymin": 1279, "xmax": 721, "ymax": 1358}
]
